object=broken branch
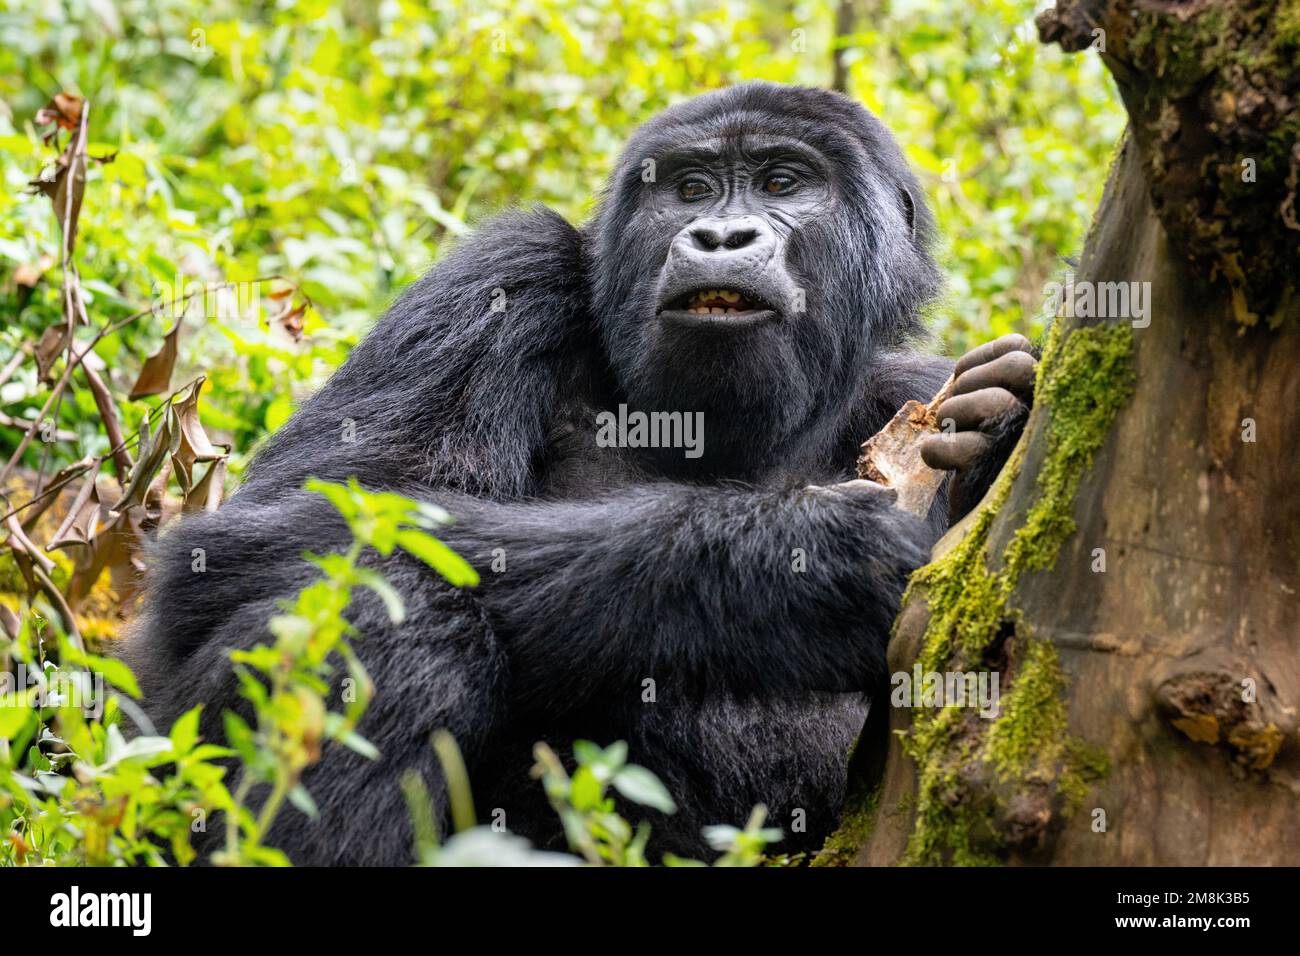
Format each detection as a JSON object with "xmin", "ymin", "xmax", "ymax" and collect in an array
[{"xmin": 856, "ymin": 373, "xmax": 955, "ymax": 518}]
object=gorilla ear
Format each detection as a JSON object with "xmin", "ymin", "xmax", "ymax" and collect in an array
[{"xmin": 900, "ymin": 186, "xmax": 917, "ymax": 243}]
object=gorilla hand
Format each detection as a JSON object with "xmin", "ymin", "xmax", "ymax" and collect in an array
[{"xmin": 920, "ymin": 333, "xmax": 1037, "ymax": 521}]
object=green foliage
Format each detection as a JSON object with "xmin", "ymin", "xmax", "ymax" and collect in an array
[
  {"xmin": 533, "ymin": 739, "xmax": 669, "ymax": 865},
  {"xmin": 0, "ymin": 479, "xmax": 476, "ymax": 865},
  {"xmin": 0, "ymin": 613, "xmax": 235, "ymax": 865},
  {"xmin": 215, "ymin": 477, "xmax": 476, "ymax": 863}
]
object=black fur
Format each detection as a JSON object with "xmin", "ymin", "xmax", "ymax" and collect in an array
[{"xmin": 124, "ymin": 83, "xmax": 1019, "ymax": 864}]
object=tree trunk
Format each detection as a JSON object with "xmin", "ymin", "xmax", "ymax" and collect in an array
[{"xmin": 820, "ymin": 0, "xmax": 1300, "ymax": 866}]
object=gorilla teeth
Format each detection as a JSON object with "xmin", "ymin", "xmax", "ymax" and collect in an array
[{"xmin": 686, "ymin": 288, "xmax": 754, "ymax": 314}]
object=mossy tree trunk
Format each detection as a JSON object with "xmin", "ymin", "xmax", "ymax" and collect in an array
[{"xmin": 821, "ymin": 0, "xmax": 1300, "ymax": 866}]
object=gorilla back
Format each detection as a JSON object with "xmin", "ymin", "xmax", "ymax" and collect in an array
[{"xmin": 126, "ymin": 83, "xmax": 1003, "ymax": 865}]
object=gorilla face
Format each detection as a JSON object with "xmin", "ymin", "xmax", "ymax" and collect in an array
[
  {"xmin": 590, "ymin": 83, "xmax": 941, "ymax": 476},
  {"xmin": 648, "ymin": 134, "xmax": 832, "ymax": 333}
]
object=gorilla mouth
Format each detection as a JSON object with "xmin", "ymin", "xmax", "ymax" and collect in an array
[
  {"xmin": 657, "ymin": 287, "xmax": 778, "ymax": 329},
  {"xmin": 681, "ymin": 288, "xmax": 765, "ymax": 315}
]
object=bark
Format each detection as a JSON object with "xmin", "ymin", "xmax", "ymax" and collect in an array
[
  {"xmin": 856, "ymin": 374, "xmax": 954, "ymax": 517},
  {"xmin": 820, "ymin": 0, "xmax": 1300, "ymax": 866}
]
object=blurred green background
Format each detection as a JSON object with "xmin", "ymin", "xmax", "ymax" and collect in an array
[{"xmin": 0, "ymin": 0, "xmax": 1124, "ymax": 477}]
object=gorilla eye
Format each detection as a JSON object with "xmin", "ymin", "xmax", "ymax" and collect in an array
[
  {"xmin": 762, "ymin": 174, "xmax": 797, "ymax": 195},
  {"xmin": 678, "ymin": 179, "xmax": 713, "ymax": 201}
]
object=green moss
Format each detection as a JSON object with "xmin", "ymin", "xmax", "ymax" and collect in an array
[
  {"xmin": 895, "ymin": 320, "xmax": 1134, "ymax": 865},
  {"xmin": 1059, "ymin": 739, "xmax": 1111, "ymax": 812},
  {"xmin": 813, "ymin": 783, "xmax": 881, "ymax": 867},
  {"xmin": 1279, "ymin": 0, "xmax": 1300, "ymax": 50},
  {"xmin": 986, "ymin": 639, "xmax": 1069, "ymax": 778},
  {"xmin": 1004, "ymin": 321, "xmax": 1137, "ymax": 576}
]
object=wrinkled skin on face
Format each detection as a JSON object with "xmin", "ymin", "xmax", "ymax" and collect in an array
[{"xmin": 591, "ymin": 84, "xmax": 942, "ymax": 479}]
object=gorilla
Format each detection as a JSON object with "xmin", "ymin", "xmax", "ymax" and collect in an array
[{"xmin": 124, "ymin": 82, "xmax": 1036, "ymax": 864}]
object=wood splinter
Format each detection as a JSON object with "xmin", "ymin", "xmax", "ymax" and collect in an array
[{"xmin": 856, "ymin": 373, "xmax": 955, "ymax": 518}]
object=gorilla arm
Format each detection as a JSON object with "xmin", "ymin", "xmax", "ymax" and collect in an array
[
  {"xmin": 140, "ymin": 475, "xmax": 937, "ymax": 717},
  {"xmin": 126, "ymin": 466, "xmax": 935, "ymax": 862},
  {"xmin": 432, "ymin": 478, "xmax": 936, "ymax": 711}
]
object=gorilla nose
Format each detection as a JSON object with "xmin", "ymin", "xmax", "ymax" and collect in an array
[{"xmin": 686, "ymin": 217, "xmax": 772, "ymax": 255}]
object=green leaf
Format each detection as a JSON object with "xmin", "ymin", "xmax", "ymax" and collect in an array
[
  {"xmin": 394, "ymin": 530, "xmax": 480, "ymax": 587},
  {"xmin": 288, "ymin": 783, "xmax": 320, "ymax": 820},
  {"xmin": 169, "ymin": 705, "xmax": 202, "ymax": 757},
  {"xmin": 611, "ymin": 764, "xmax": 677, "ymax": 814},
  {"xmin": 354, "ymin": 567, "xmax": 406, "ymax": 624},
  {"xmin": 222, "ymin": 711, "xmax": 257, "ymax": 764},
  {"xmin": 306, "ymin": 478, "xmax": 358, "ymax": 520},
  {"xmin": 65, "ymin": 649, "xmax": 142, "ymax": 699},
  {"xmin": 338, "ymin": 729, "xmax": 380, "ymax": 761},
  {"xmin": 0, "ymin": 696, "xmax": 36, "ymax": 739},
  {"xmin": 570, "ymin": 765, "xmax": 603, "ymax": 811}
]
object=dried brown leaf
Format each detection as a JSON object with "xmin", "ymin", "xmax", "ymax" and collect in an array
[
  {"xmin": 110, "ymin": 406, "xmax": 181, "ymax": 514},
  {"xmin": 47, "ymin": 472, "xmax": 102, "ymax": 552},
  {"xmin": 28, "ymin": 94, "xmax": 88, "ymax": 255},
  {"xmin": 33, "ymin": 92, "xmax": 83, "ymax": 132},
  {"xmin": 129, "ymin": 318, "xmax": 182, "ymax": 399},
  {"xmin": 169, "ymin": 377, "xmax": 224, "ymax": 493},
  {"xmin": 278, "ymin": 302, "xmax": 307, "ymax": 341},
  {"xmin": 34, "ymin": 322, "xmax": 70, "ymax": 382},
  {"xmin": 67, "ymin": 505, "xmax": 147, "ymax": 610},
  {"xmin": 183, "ymin": 457, "xmax": 227, "ymax": 514},
  {"xmin": 263, "ymin": 280, "xmax": 311, "ymax": 342}
]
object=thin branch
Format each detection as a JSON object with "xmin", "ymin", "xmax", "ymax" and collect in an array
[
  {"xmin": 18, "ymin": 455, "xmax": 95, "ymax": 532},
  {"xmin": 0, "ymin": 413, "xmax": 76, "ymax": 443},
  {"xmin": 0, "ymin": 346, "xmax": 26, "ymax": 392},
  {"xmin": 82, "ymin": 364, "xmax": 133, "ymax": 481}
]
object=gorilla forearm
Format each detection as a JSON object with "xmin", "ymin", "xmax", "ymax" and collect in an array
[
  {"xmin": 440, "ymin": 482, "xmax": 935, "ymax": 709},
  {"xmin": 139, "ymin": 479, "xmax": 934, "ymax": 716}
]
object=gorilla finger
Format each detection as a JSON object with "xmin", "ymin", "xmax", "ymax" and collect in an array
[
  {"xmin": 953, "ymin": 333, "xmax": 1034, "ymax": 378},
  {"xmin": 920, "ymin": 430, "xmax": 990, "ymax": 472},
  {"xmin": 935, "ymin": 387, "xmax": 1023, "ymax": 432},
  {"xmin": 952, "ymin": 349, "xmax": 1036, "ymax": 401}
]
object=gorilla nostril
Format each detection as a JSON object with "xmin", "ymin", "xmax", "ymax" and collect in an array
[
  {"xmin": 689, "ymin": 223, "xmax": 761, "ymax": 253},
  {"xmin": 690, "ymin": 226, "xmax": 723, "ymax": 251},
  {"xmin": 724, "ymin": 229, "xmax": 757, "ymax": 250}
]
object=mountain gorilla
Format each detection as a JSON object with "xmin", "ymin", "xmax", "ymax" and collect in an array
[{"xmin": 124, "ymin": 82, "xmax": 1036, "ymax": 864}]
